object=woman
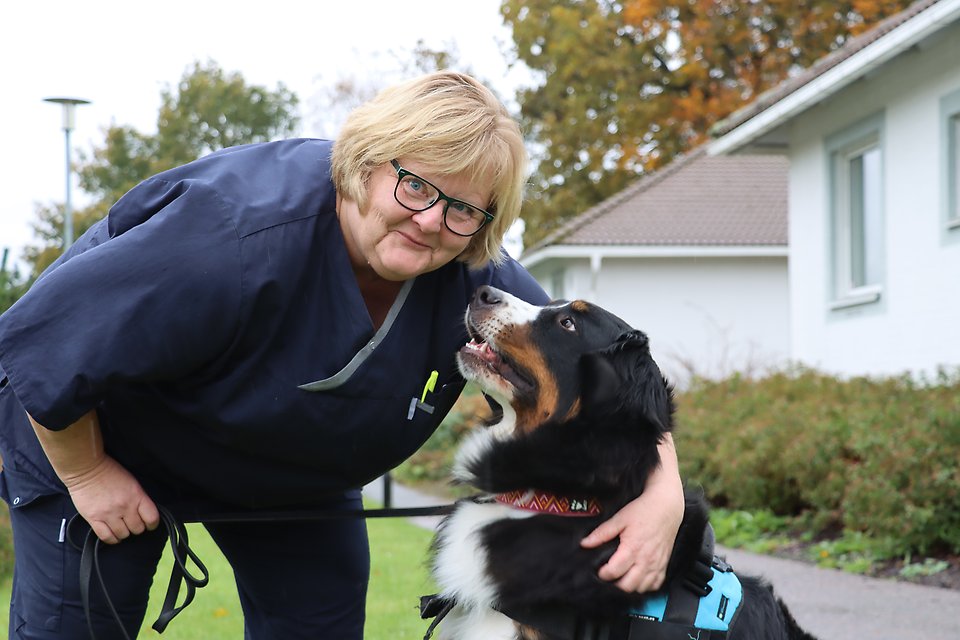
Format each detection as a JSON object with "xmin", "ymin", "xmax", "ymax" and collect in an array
[{"xmin": 0, "ymin": 71, "xmax": 683, "ymax": 639}]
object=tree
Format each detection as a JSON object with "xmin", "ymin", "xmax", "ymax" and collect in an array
[
  {"xmin": 152, "ymin": 61, "xmax": 299, "ymax": 170},
  {"xmin": 21, "ymin": 202, "xmax": 78, "ymax": 280},
  {"xmin": 23, "ymin": 60, "xmax": 300, "ymax": 278},
  {"xmin": 0, "ymin": 248, "xmax": 27, "ymax": 314},
  {"xmin": 503, "ymin": 0, "xmax": 914, "ymax": 244}
]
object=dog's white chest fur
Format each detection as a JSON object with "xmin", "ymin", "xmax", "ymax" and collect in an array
[
  {"xmin": 432, "ymin": 500, "xmax": 534, "ymax": 608},
  {"xmin": 432, "ymin": 498, "xmax": 534, "ymax": 640},
  {"xmin": 432, "ymin": 604, "xmax": 518, "ymax": 640}
]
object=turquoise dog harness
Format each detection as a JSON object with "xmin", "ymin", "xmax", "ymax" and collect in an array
[
  {"xmin": 627, "ymin": 553, "xmax": 743, "ymax": 639},
  {"xmin": 625, "ymin": 522, "xmax": 743, "ymax": 639}
]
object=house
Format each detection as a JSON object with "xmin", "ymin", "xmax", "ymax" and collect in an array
[
  {"xmin": 710, "ymin": 0, "xmax": 960, "ymax": 378},
  {"xmin": 520, "ymin": 148, "xmax": 791, "ymax": 385}
]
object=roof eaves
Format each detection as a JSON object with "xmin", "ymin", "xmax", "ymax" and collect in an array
[{"xmin": 520, "ymin": 243, "xmax": 788, "ymax": 270}]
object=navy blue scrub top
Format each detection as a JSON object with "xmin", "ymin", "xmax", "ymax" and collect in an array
[{"xmin": 0, "ymin": 138, "xmax": 548, "ymax": 510}]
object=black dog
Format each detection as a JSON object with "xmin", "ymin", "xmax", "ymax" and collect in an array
[{"xmin": 424, "ymin": 286, "xmax": 817, "ymax": 640}]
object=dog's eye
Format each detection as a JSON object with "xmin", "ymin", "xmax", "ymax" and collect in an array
[{"xmin": 559, "ymin": 316, "xmax": 577, "ymax": 332}]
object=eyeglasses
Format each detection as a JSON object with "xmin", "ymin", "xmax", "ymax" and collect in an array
[{"xmin": 390, "ymin": 160, "xmax": 495, "ymax": 237}]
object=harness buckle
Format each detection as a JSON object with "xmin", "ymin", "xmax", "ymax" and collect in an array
[
  {"xmin": 712, "ymin": 556, "xmax": 734, "ymax": 573},
  {"xmin": 419, "ymin": 594, "xmax": 456, "ymax": 640}
]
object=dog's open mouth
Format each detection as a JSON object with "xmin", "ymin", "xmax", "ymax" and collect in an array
[{"xmin": 459, "ymin": 338, "xmax": 533, "ymax": 392}]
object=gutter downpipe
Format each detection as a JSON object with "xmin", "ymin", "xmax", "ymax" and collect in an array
[{"xmin": 590, "ymin": 252, "xmax": 602, "ymax": 300}]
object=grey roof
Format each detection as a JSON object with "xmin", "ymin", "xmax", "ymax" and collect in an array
[
  {"xmin": 525, "ymin": 148, "xmax": 787, "ymax": 254},
  {"xmin": 712, "ymin": 0, "xmax": 942, "ymax": 137}
]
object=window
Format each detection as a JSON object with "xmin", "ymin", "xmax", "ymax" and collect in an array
[
  {"xmin": 950, "ymin": 114, "xmax": 960, "ymax": 228},
  {"xmin": 550, "ymin": 268, "xmax": 565, "ymax": 300},
  {"xmin": 942, "ymin": 88, "xmax": 960, "ymax": 236},
  {"xmin": 827, "ymin": 116, "xmax": 884, "ymax": 309},
  {"xmin": 844, "ymin": 143, "xmax": 883, "ymax": 290}
]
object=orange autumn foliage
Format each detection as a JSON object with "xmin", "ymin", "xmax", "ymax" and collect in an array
[{"xmin": 505, "ymin": 0, "xmax": 914, "ymax": 244}]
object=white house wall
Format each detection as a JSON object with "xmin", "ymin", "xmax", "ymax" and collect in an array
[
  {"xmin": 528, "ymin": 256, "xmax": 790, "ymax": 385},
  {"xmin": 786, "ymin": 22, "xmax": 960, "ymax": 377}
]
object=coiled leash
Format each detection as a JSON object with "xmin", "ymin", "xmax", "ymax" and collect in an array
[
  {"xmin": 68, "ymin": 500, "xmax": 459, "ymax": 639},
  {"xmin": 68, "ymin": 505, "xmax": 209, "ymax": 640}
]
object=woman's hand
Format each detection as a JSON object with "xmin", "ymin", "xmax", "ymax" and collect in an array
[
  {"xmin": 580, "ymin": 434, "xmax": 684, "ymax": 593},
  {"xmin": 63, "ymin": 455, "xmax": 160, "ymax": 544},
  {"xmin": 28, "ymin": 410, "xmax": 160, "ymax": 544}
]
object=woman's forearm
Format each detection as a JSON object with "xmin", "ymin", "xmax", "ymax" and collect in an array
[
  {"xmin": 29, "ymin": 408, "xmax": 159, "ymax": 543},
  {"xmin": 28, "ymin": 409, "xmax": 107, "ymax": 487},
  {"xmin": 650, "ymin": 432, "xmax": 683, "ymax": 496}
]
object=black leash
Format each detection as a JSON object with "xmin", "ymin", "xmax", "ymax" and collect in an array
[
  {"xmin": 68, "ymin": 500, "xmax": 460, "ymax": 639},
  {"xmin": 71, "ymin": 505, "xmax": 211, "ymax": 640},
  {"xmin": 180, "ymin": 502, "xmax": 458, "ymax": 524}
]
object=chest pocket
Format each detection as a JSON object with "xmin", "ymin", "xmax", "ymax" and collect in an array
[
  {"xmin": 298, "ymin": 279, "xmax": 417, "ymax": 395},
  {"xmin": 291, "ymin": 357, "xmax": 466, "ymax": 487}
]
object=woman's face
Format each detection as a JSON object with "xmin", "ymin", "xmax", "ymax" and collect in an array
[{"xmin": 338, "ymin": 159, "xmax": 492, "ymax": 282}]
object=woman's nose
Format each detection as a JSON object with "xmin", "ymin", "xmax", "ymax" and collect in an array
[{"xmin": 412, "ymin": 200, "xmax": 445, "ymax": 233}]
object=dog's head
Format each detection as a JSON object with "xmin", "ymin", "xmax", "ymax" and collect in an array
[{"xmin": 457, "ymin": 285, "xmax": 672, "ymax": 435}]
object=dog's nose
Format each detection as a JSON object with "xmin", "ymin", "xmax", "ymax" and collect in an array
[{"xmin": 472, "ymin": 285, "xmax": 504, "ymax": 308}]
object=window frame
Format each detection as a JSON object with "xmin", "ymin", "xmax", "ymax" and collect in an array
[
  {"xmin": 549, "ymin": 268, "xmax": 566, "ymax": 300},
  {"xmin": 943, "ymin": 89, "xmax": 960, "ymax": 232},
  {"xmin": 825, "ymin": 114, "xmax": 885, "ymax": 311},
  {"xmin": 950, "ymin": 114, "xmax": 960, "ymax": 228}
]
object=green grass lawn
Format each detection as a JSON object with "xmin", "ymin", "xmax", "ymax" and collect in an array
[{"xmin": 0, "ymin": 512, "xmax": 437, "ymax": 639}]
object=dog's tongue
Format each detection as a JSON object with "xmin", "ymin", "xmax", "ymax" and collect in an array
[{"xmin": 464, "ymin": 338, "xmax": 501, "ymax": 366}]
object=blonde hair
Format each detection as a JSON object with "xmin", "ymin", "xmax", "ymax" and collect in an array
[{"xmin": 331, "ymin": 71, "xmax": 527, "ymax": 268}]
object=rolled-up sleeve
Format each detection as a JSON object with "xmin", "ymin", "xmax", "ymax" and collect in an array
[{"xmin": 0, "ymin": 178, "xmax": 242, "ymax": 430}]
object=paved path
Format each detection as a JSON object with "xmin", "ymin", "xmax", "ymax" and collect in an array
[
  {"xmin": 363, "ymin": 478, "xmax": 960, "ymax": 639},
  {"xmin": 717, "ymin": 546, "xmax": 960, "ymax": 639}
]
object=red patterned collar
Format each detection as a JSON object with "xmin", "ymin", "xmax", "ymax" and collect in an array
[{"xmin": 494, "ymin": 490, "xmax": 602, "ymax": 517}]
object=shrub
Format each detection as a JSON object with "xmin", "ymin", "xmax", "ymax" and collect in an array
[
  {"xmin": 391, "ymin": 367, "xmax": 960, "ymax": 558},
  {"xmin": 675, "ymin": 367, "xmax": 960, "ymax": 556}
]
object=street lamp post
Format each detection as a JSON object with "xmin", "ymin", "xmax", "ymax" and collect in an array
[{"xmin": 44, "ymin": 97, "xmax": 91, "ymax": 249}]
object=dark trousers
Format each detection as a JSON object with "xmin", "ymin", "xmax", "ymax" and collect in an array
[{"xmin": 6, "ymin": 491, "xmax": 370, "ymax": 639}]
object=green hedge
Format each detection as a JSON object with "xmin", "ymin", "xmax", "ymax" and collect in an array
[
  {"xmin": 675, "ymin": 367, "xmax": 960, "ymax": 556},
  {"xmin": 399, "ymin": 370, "xmax": 960, "ymax": 557}
]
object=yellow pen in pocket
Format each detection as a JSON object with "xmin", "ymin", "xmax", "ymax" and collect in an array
[{"xmin": 408, "ymin": 370, "xmax": 439, "ymax": 420}]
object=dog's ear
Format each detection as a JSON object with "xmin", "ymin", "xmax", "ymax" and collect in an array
[
  {"xmin": 579, "ymin": 331, "xmax": 649, "ymax": 412},
  {"xmin": 618, "ymin": 331, "xmax": 674, "ymax": 434},
  {"xmin": 580, "ymin": 330, "xmax": 673, "ymax": 433},
  {"xmin": 614, "ymin": 330, "xmax": 650, "ymax": 352},
  {"xmin": 579, "ymin": 349, "xmax": 622, "ymax": 411}
]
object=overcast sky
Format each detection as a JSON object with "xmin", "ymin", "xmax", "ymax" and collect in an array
[{"xmin": 0, "ymin": 0, "xmax": 531, "ymax": 270}]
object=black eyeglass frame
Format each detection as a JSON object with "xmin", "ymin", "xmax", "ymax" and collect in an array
[{"xmin": 390, "ymin": 160, "xmax": 495, "ymax": 237}]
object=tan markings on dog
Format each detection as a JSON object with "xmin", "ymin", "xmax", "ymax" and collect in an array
[
  {"xmin": 563, "ymin": 397, "xmax": 582, "ymax": 422},
  {"xmin": 496, "ymin": 326, "xmax": 559, "ymax": 433},
  {"xmin": 571, "ymin": 300, "xmax": 590, "ymax": 313},
  {"xmin": 518, "ymin": 624, "xmax": 547, "ymax": 640},
  {"xmin": 511, "ymin": 347, "xmax": 558, "ymax": 432}
]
